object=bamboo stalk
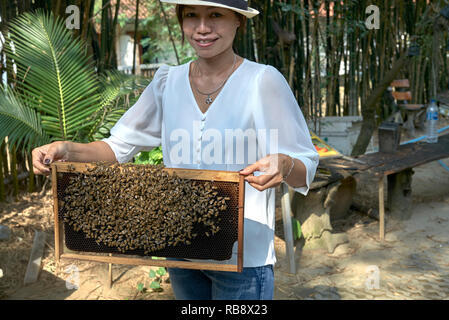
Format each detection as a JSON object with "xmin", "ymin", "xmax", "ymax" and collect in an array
[
  {"xmin": 110, "ymin": 0, "xmax": 120, "ymax": 69},
  {"xmin": 159, "ymin": 0, "xmax": 180, "ymax": 65},
  {"xmin": 53, "ymin": 0, "xmax": 62, "ymax": 17},
  {"xmin": 132, "ymin": 0, "xmax": 140, "ymax": 75},
  {"xmin": 299, "ymin": 0, "xmax": 310, "ymax": 119},
  {"xmin": 1, "ymin": 139, "xmax": 9, "ymax": 182},
  {"xmin": 11, "ymin": 145, "xmax": 18, "ymax": 201},
  {"xmin": 0, "ymin": 141, "xmax": 5, "ymax": 202},
  {"xmin": 27, "ymin": 151, "xmax": 35, "ymax": 193}
]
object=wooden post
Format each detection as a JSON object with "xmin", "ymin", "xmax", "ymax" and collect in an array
[
  {"xmin": 281, "ymin": 183, "xmax": 296, "ymax": 274},
  {"xmin": 24, "ymin": 231, "xmax": 46, "ymax": 285},
  {"xmin": 108, "ymin": 254, "xmax": 112, "ymax": 288},
  {"xmin": 237, "ymin": 175, "xmax": 245, "ymax": 272},
  {"xmin": 52, "ymin": 164, "xmax": 61, "ymax": 263},
  {"xmin": 378, "ymin": 176, "xmax": 385, "ymax": 241}
]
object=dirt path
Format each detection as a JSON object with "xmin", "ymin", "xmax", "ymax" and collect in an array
[{"xmin": 1, "ymin": 158, "xmax": 448, "ymax": 300}]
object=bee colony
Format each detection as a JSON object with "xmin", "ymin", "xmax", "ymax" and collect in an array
[{"xmin": 53, "ymin": 162, "xmax": 244, "ymax": 266}]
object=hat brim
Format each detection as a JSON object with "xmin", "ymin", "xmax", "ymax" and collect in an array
[{"xmin": 160, "ymin": 0, "xmax": 259, "ymax": 18}]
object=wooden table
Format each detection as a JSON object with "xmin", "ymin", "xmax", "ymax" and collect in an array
[
  {"xmin": 316, "ymin": 134, "xmax": 449, "ymax": 240},
  {"xmin": 357, "ymin": 133, "xmax": 449, "ymax": 240}
]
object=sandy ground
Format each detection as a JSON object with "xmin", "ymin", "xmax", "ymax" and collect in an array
[
  {"xmin": 1, "ymin": 155, "xmax": 448, "ymax": 300},
  {"xmin": 274, "ymin": 157, "xmax": 449, "ymax": 300}
]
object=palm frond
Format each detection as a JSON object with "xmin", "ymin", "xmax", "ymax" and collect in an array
[
  {"xmin": 0, "ymin": 86, "xmax": 50, "ymax": 152},
  {"xmin": 3, "ymin": 10, "xmax": 102, "ymax": 141},
  {"xmin": 99, "ymin": 70, "xmax": 150, "ymax": 108},
  {"xmin": 87, "ymin": 70, "xmax": 150, "ymax": 141},
  {"xmin": 91, "ymin": 107, "xmax": 128, "ymax": 141}
]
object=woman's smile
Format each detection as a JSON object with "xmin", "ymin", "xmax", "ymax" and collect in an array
[{"xmin": 194, "ymin": 38, "xmax": 218, "ymax": 48}]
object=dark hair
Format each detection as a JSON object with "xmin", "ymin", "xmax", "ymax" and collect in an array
[{"xmin": 175, "ymin": 4, "xmax": 247, "ymax": 47}]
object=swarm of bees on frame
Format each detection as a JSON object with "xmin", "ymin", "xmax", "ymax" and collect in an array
[{"xmin": 61, "ymin": 162, "xmax": 230, "ymax": 254}]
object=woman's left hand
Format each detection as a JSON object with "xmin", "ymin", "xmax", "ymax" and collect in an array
[{"xmin": 239, "ymin": 154, "xmax": 291, "ymax": 191}]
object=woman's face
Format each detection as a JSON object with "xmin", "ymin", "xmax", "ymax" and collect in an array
[{"xmin": 182, "ymin": 5, "xmax": 240, "ymax": 58}]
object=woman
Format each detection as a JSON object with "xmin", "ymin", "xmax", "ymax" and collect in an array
[{"xmin": 32, "ymin": 0, "xmax": 319, "ymax": 300}]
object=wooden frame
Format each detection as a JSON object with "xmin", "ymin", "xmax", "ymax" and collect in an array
[{"xmin": 52, "ymin": 162, "xmax": 245, "ymax": 272}]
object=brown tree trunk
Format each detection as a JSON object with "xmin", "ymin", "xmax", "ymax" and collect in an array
[
  {"xmin": 132, "ymin": 0, "xmax": 140, "ymax": 75},
  {"xmin": 0, "ymin": 141, "xmax": 5, "ymax": 202},
  {"xmin": 351, "ymin": 51, "xmax": 409, "ymax": 156}
]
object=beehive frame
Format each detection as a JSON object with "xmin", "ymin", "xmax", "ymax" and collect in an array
[{"xmin": 52, "ymin": 162, "xmax": 245, "ymax": 272}]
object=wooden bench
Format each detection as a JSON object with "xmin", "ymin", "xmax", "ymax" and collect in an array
[{"xmin": 390, "ymin": 79, "xmax": 426, "ymax": 135}]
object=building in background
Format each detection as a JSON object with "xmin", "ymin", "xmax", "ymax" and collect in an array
[{"xmin": 109, "ymin": 0, "xmax": 163, "ymax": 76}]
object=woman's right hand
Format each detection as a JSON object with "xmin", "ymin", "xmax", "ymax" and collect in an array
[{"xmin": 32, "ymin": 141, "xmax": 70, "ymax": 176}]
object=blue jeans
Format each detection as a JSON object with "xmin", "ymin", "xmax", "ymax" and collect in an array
[{"xmin": 167, "ymin": 263, "xmax": 274, "ymax": 300}]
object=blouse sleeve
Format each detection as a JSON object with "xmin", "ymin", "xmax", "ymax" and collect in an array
[
  {"xmin": 253, "ymin": 65, "xmax": 319, "ymax": 196},
  {"xmin": 101, "ymin": 64, "xmax": 169, "ymax": 163}
]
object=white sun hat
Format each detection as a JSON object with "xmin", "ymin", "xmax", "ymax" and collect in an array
[{"xmin": 160, "ymin": 0, "xmax": 260, "ymax": 19}]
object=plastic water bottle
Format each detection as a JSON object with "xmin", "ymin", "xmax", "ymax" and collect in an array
[{"xmin": 426, "ymin": 99, "xmax": 438, "ymax": 143}]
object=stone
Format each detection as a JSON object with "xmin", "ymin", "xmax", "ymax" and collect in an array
[
  {"xmin": 322, "ymin": 231, "xmax": 349, "ymax": 254},
  {"xmin": 0, "ymin": 225, "xmax": 11, "ymax": 241},
  {"xmin": 290, "ymin": 181, "xmax": 350, "ymax": 253},
  {"xmin": 314, "ymin": 293, "xmax": 325, "ymax": 300}
]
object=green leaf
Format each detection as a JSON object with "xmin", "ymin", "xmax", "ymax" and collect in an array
[
  {"xmin": 156, "ymin": 267, "xmax": 167, "ymax": 276},
  {"xmin": 137, "ymin": 283, "xmax": 145, "ymax": 292},
  {"xmin": 149, "ymin": 281, "xmax": 161, "ymax": 289},
  {"xmin": 292, "ymin": 218, "xmax": 302, "ymax": 240},
  {"xmin": 149, "ymin": 270, "xmax": 156, "ymax": 278},
  {"xmin": 134, "ymin": 146, "xmax": 163, "ymax": 165}
]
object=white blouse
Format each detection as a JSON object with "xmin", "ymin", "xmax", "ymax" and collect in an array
[{"xmin": 102, "ymin": 58, "xmax": 319, "ymax": 267}]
